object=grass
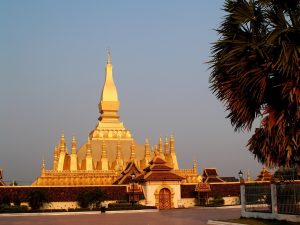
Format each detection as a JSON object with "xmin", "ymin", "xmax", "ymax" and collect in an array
[{"xmin": 224, "ymin": 218, "xmax": 300, "ymax": 225}]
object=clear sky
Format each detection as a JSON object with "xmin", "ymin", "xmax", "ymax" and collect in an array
[{"xmin": 0, "ymin": 0, "xmax": 263, "ymax": 184}]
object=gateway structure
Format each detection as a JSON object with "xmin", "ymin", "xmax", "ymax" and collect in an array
[{"xmin": 33, "ymin": 51, "xmax": 200, "ymax": 186}]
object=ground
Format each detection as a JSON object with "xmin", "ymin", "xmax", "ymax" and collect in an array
[
  {"xmin": 226, "ymin": 218, "xmax": 300, "ymax": 225},
  {"xmin": 0, "ymin": 207, "xmax": 240, "ymax": 225}
]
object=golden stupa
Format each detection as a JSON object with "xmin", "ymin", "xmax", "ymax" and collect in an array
[{"xmin": 32, "ymin": 51, "xmax": 200, "ymax": 186}]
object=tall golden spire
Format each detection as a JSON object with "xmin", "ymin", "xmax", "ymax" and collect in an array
[
  {"xmin": 70, "ymin": 136, "xmax": 78, "ymax": 171},
  {"xmin": 130, "ymin": 140, "xmax": 136, "ymax": 160},
  {"xmin": 100, "ymin": 139, "xmax": 108, "ymax": 171},
  {"xmin": 90, "ymin": 51, "xmax": 131, "ymax": 140},
  {"xmin": 164, "ymin": 136, "xmax": 169, "ymax": 154},
  {"xmin": 170, "ymin": 134, "xmax": 175, "ymax": 153},
  {"xmin": 59, "ymin": 133, "xmax": 65, "ymax": 153},
  {"xmin": 158, "ymin": 137, "xmax": 163, "ymax": 154},
  {"xmin": 53, "ymin": 145, "xmax": 59, "ymax": 170},
  {"xmin": 57, "ymin": 134, "xmax": 67, "ymax": 172},
  {"xmin": 107, "ymin": 48, "xmax": 111, "ymax": 64},
  {"xmin": 193, "ymin": 160, "xmax": 197, "ymax": 173},
  {"xmin": 112, "ymin": 139, "xmax": 124, "ymax": 171},
  {"xmin": 140, "ymin": 137, "xmax": 152, "ymax": 169},
  {"xmin": 169, "ymin": 134, "xmax": 179, "ymax": 169},
  {"xmin": 42, "ymin": 159, "xmax": 45, "ymax": 170},
  {"xmin": 85, "ymin": 137, "xmax": 94, "ymax": 171},
  {"xmin": 71, "ymin": 136, "xmax": 77, "ymax": 154},
  {"xmin": 144, "ymin": 137, "xmax": 151, "ymax": 157},
  {"xmin": 41, "ymin": 159, "xmax": 46, "ymax": 176},
  {"xmin": 98, "ymin": 49, "xmax": 120, "ymax": 121}
]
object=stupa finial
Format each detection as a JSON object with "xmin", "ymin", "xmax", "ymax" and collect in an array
[{"xmin": 107, "ymin": 48, "xmax": 111, "ymax": 64}]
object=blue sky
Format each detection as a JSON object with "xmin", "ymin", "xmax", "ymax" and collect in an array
[{"xmin": 0, "ymin": 0, "xmax": 263, "ymax": 184}]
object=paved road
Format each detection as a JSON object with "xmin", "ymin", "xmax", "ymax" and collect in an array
[{"xmin": 0, "ymin": 208, "xmax": 240, "ymax": 225}]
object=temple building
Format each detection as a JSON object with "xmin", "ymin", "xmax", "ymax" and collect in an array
[{"xmin": 32, "ymin": 51, "xmax": 200, "ymax": 186}]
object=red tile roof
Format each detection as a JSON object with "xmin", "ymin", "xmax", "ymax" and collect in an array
[
  {"xmin": 142, "ymin": 172, "xmax": 183, "ymax": 181},
  {"xmin": 203, "ymin": 168, "xmax": 219, "ymax": 177},
  {"xmin": 204, "ymin": 177, "xmax": 224, "ymax": 183},
  {"xmin": 149, "ymin": 157, "xmax": 167, "ymax": 165},
  {"xmin": 202, "ymin": 168, "xmax": 224, "ymax": 183},
  {"xmin": 113, "ymin": 161, "xmax": 142, "ymax": 184},
  {"xmin": 150, "ymin": 164, "xmax": 173, "ymax": 171},
  {"xmin": 137, "ymin": 155, "xmax": 184, "ymax": 182}
]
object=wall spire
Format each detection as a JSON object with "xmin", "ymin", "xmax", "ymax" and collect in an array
[
  {"xmin": 99, "ymin": 139, "xmax": 108, "ymax": 171},
  {"xmin": 193, "ymin": 160, "xmax": 197, "ymax": 173},
  {"xmin": 71, "ymin": 136, "xmax": 77, "ymax": 154},
  {"xmin": 164, "ymin": 136, "xmax": 169, "ymax": 154},
  {"xmin": 144, "ymin": 137, "xmax": 151, "ymax": 157},
  {"xmin": 59, "ymin": 132, "xmax": 66, "ymax": 153},
  {"xmin": 85, "ymin": 137, "xmax": 93, "ymax": 171},
  {"xmin": 170, "ymin": 134, "xmax": 175, "ymax": 153},
  {"xmin": 130, "ymin": 140, "xmax": 136, "ymax": 160},
  {"xmin": 70, "ymin": 136, "xmax": 78, "ymax": 171},
  {"xmin": 158, "ymin": 137, "xmax": 163, "ymax": 154}
]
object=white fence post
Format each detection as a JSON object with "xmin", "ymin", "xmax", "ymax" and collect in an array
[
  {"xmin": 240, "ymin": 182, "xmax": 246, "ymax": 216},
  {"xmin": 271, "ymin": 183, "xmax": 278, "ymax": 216}
]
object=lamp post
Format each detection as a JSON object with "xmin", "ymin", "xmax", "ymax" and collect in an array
[
  {"xmin": 131, "ymin": 172, "xmax": 136, "ymax": 206},
  {"xmin": 238, "ymin": 170, "xmax": 244, "ymax": 182}
]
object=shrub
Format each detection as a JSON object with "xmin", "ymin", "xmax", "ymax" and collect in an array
[
  {"xmin": 208, "ymin": 194, "xmax": 225, "ymax": 207},
  {"xmin": 107, "ymin": 203, "xmax": 156, "ymax": 211},
  {"xmin": 0, "ymin": 205, "xmax": 28, "ymax": 213},
  {"xmin": 76, "ymin": 189, "xmax": 106, "ymax": 209},
  {"xmin": 212, "ymin": 197, "xmax": 225, "ymax": 206},
  {"xmin": 116, "ymin": 199, "xmax": 128, "ymax": 204},
  {"xmin": 13, "ymin": 197, "xmax": 21, "ymax": 206},
  {"xmin": 1, "ymin": 195, "xmax": 11, "ymax": 206},
  {"xmin": 77, "ymin": 192, "xmax": 89, "ymax": 208},
  {"xmin": 27, "ymin": 190, "xmax": 47, "ymax": 210}
]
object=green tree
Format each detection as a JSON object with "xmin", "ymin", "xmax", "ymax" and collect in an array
[
  {"xmin": 27, "ymin": 190, "xmax": 47, "ymax": 210},
  {"xmin": 209, "ymin": 0, "xmax": 300, "ymax": 167},
  {"xmin": 76, "ymin": 189, "xmax": 106, "ymax": 209}
]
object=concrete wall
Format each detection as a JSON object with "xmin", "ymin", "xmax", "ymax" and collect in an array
[
  {"xmin": 43, "ymin": 202, "xmax": 78, "ymax": 209},
  {"xmin": 181, "ymin": 198, "xmax": 196, "ymax": 208},
  {"xmin": 223, "ymin": 196, "xmax": 240, "ymax": 205},
  {"xmin": 19, "ymin": 200, "xmax": 117, "ymax": 210}
]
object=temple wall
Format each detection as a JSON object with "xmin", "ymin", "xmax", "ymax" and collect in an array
[
  {"xmin": 0, "ymin": 185, "xmax": 127, "ymax": 202},
  {"xmin": 44, "ymin": 202, "xmax": 78, "ymax": 209},
  {"xmin": 0, "ymin": 182, "xmax": 242, "ymax": 209},
  {"xmin": 181, "ymin": 182, "xmax": 241, "ymax": 199},
  {"xmin": 181, "ymin": 198, "xmax": 196, "ymax": 208},
  {"xmin": 42, "ymin": 200, "xmax": 117, "ymax": 210},
  {"xmin": 223, "ymin": 196, "xmax": 240, "ymax": 205}
]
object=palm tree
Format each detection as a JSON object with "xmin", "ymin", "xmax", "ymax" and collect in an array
[{"xmin": 209, "ymin": 0, "xmax": 300, "ymax": 167}]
